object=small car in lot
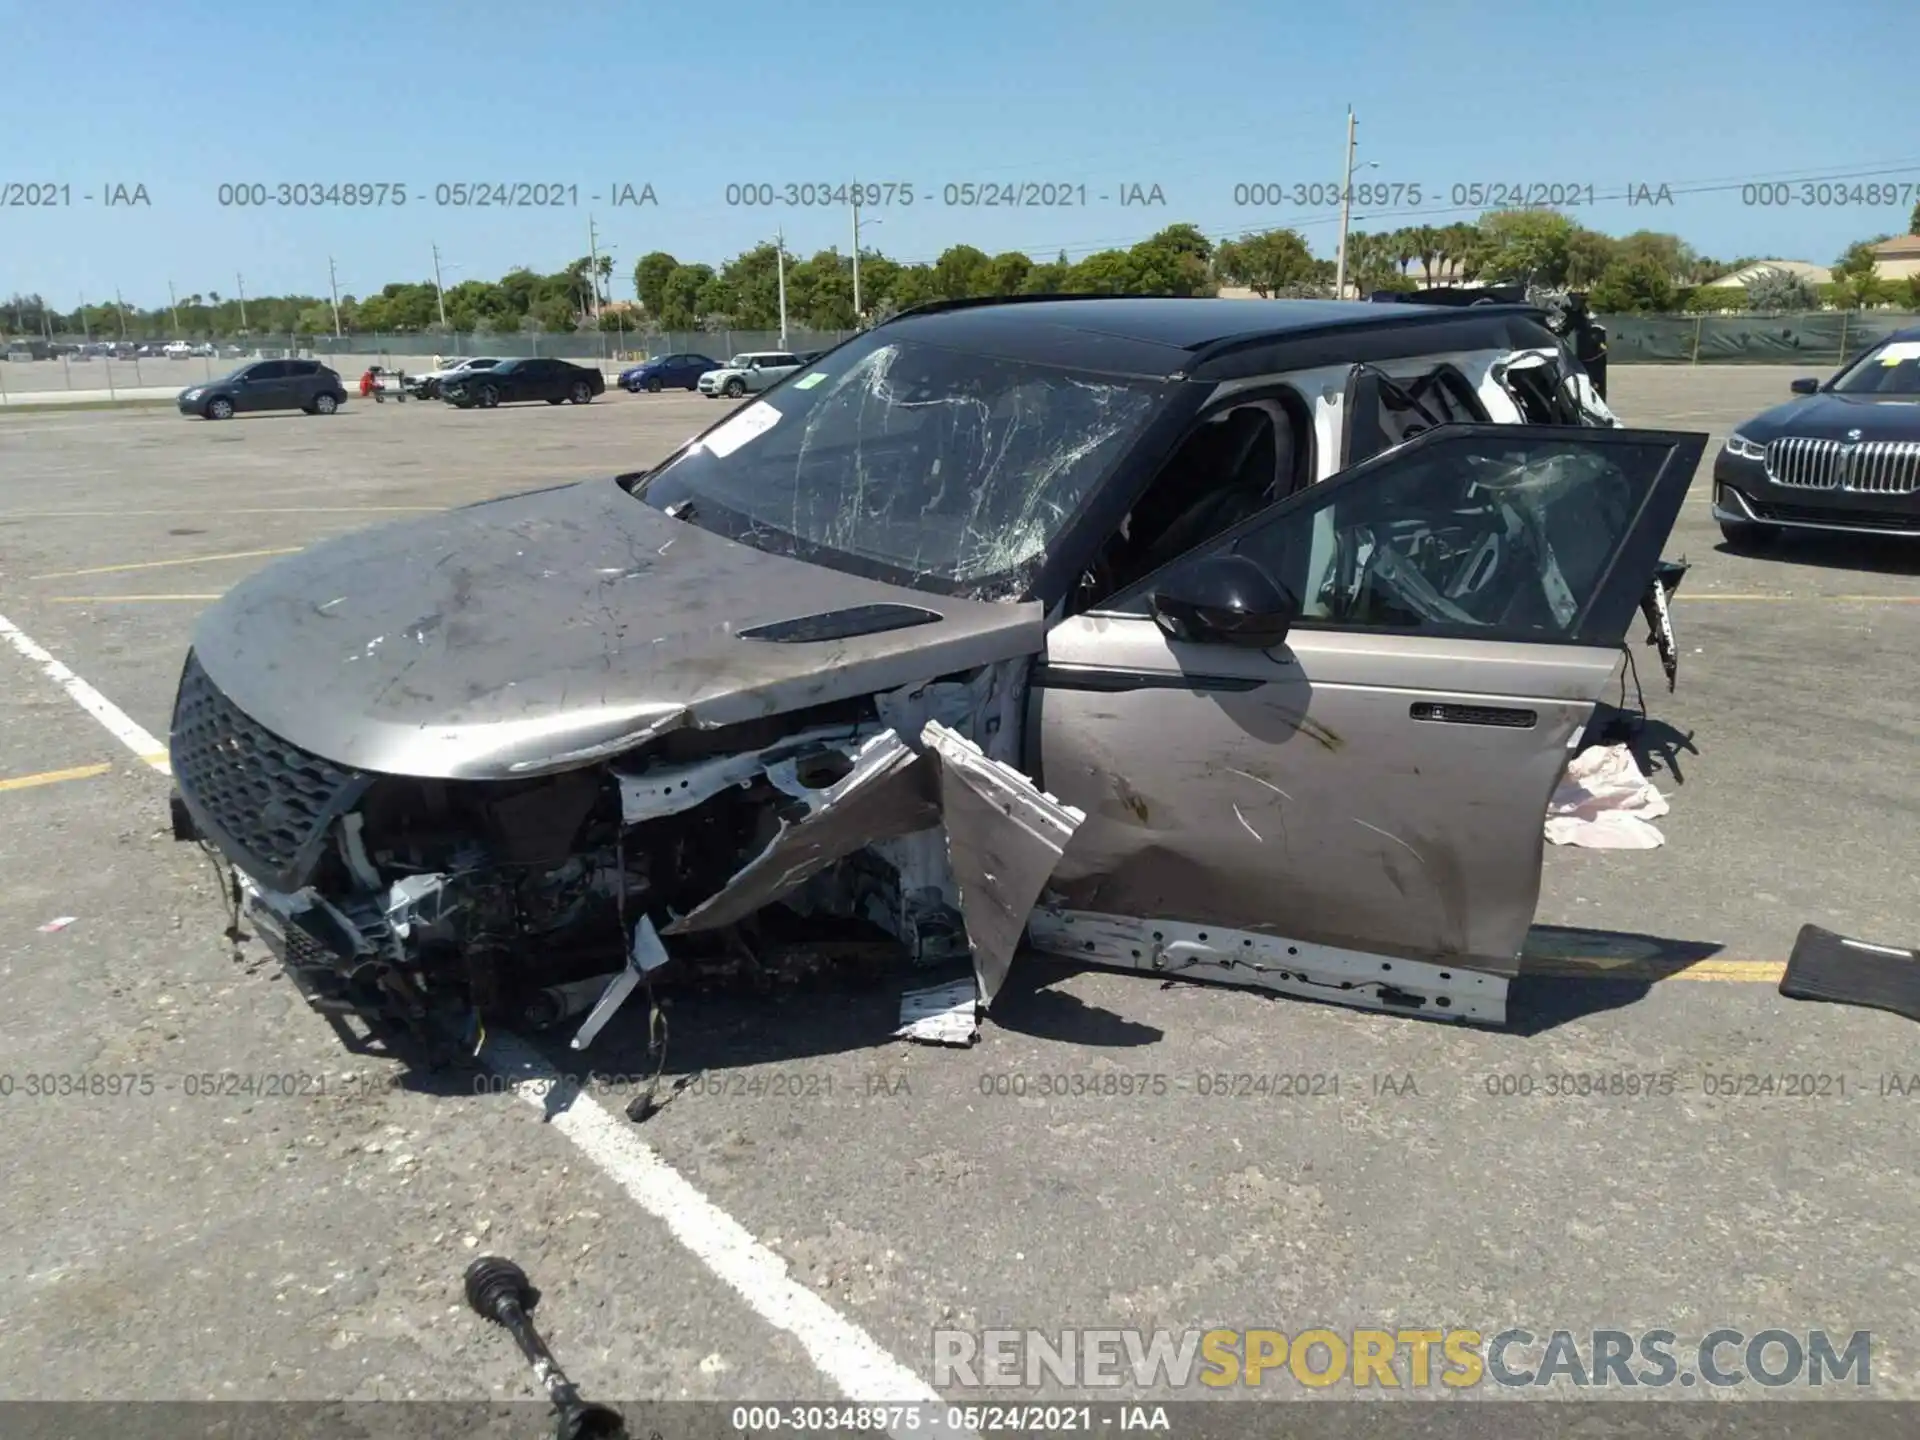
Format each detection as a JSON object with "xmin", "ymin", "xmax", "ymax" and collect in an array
[
  {"xmin": 407, "ymin": 356, "xmax": 504, "ymax": 400},
  {"xmin": 439, "ymin": 357, "xmax": 605, "ymax": 408},
  {"xmin": 167, "ymin": 295, "xmax": 1702, "ymax": 1056},
  {"xmin": 177, "ymin": 358, "xmax": 349, "ymax": 419},
  {"xmin": 618, "ymin": 352, "xmax": 722, "ymax": 393},
  {"xmin": 697, "ymin": 350, "xmax": 803, "ymax": 398},
  {"xmin": 1712, "ymin": 327, "xmax": 1920, "ymax": 546}
]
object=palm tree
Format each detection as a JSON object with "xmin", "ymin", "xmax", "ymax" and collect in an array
[
  {"xmin": 1411, "ymin": 226, "xmax": 1443, "ymax": 287},
  {"xmin": 1391, "ymin": 228, "xmax": 1419, "ymax": 278}
]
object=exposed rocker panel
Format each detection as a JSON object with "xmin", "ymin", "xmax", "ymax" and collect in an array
[
  {"xmin": 1027, "ymin": 909, "xmax": 1508, "ymax": 1024},
  {"xmin": 920, "ymin": 721, "xmax": 1087, "ymax": 1007},
  {"xmin": 663, "ymin": 730, "xmax": 941, "ymax": 935}
]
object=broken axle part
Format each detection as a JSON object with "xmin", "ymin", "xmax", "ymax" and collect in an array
[{"xmin": 464, "ymin": 1254, "xmax": 627, "ymax": 1440}]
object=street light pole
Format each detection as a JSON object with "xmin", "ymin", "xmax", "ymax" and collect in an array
[
  {"xmin": 168, "ymin": 280, "xmax": 182, "ymax": 337},
  {"xmin": 115, "ymin": 287, "xmax": 129, "ymax": 338},
  {"xmin": 328, "ymin": 256, "xmax": 343, "ymax": 338},
  {"xmin": 430, "ymin": 243, "xmax": 449, "ymax": 328},
  {"xmin": 850, "ymin": 196, "xmax": 861, "ymax": 320},
  {"xmin": 775, "ymin": 228, "xmax": 789, "ymax": 349},
  {"xmin": 236, "ymin": 272, "xmax": 249, "ymax": 330},
  {"xmin": 1334, "ymin": 106, "xmax": 1357, "ymax": 299},
  {"xmin": 587, "ymin": 215, "xmax": 603, "ymax": 326}
]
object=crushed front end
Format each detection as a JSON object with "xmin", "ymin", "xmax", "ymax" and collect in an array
[{"xmin": 167, "ymin": 648, "xmax": 1075, "ymax": 1052}]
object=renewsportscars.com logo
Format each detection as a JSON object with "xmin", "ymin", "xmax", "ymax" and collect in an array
[{"xmin": 932, "ymin": 1327, "xmax": 1873, "ymax": 1391}]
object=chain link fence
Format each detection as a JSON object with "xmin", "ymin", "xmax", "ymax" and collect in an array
[
  {"xmin": 7, "ymin": 312, "xmax": 1919, "ymax": 400},
  {"xmin": 1601, "ymin": 310, "xmax": 1920, "ymax": 365},
  {"xmin": 0, "ymin": 328, "xmax": 860, "ymax": 399}
]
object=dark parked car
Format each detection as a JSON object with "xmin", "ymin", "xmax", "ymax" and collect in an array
[
  {"xmin": 440, "ymin": 357, "xmax": 606, "ymax": 408},
  {"xmin": 617, "ymin": 352, "xmax": 721, "ymax": 393},
  {"xmin": 177, "ymin": 359, "xmax": 349, "ymax": 420},
  {"xmin": 1713, "ymin": 328, "xmax": 1920, "ymax": 547},
  {"xmin": 167, "ymin": 295, "xmax": 1702, "ymax": 1054}
]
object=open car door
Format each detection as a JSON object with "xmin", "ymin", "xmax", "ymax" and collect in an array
[{"xmin": 1025, "ymin": 423, "xmax": 1706, "ymax": 1025}]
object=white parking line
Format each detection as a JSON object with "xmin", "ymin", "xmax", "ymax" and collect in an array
[
  {"xmin": 485, "ymin": 1032, "xmax": 944, "ymax": 1416},
  {"xmin": 0, "ymin": 609, "xmax": 943, "ymax": 1418},
  {"xmin": 0, "ymin": 610, "xmax": 171, "ymax": 774}
]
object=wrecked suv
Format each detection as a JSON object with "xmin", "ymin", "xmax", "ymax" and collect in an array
[{"xmin": 167, "ymin": 295, "xmax": 1705, "ymax": 1047}]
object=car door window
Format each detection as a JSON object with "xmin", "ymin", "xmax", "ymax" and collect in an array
[
  {"xmin": 248, "ymin": 361, "xmax": 288, "ymax": 382},
  {"xmin": 1115, "ymin": 427, "xmax": 1686, "ymax": 644},
  {"xmin": 1341, "ymin": 362, "xmax": 1489, "ymax": 468}
]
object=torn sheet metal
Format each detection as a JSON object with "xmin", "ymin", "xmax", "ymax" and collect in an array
[
  {"xmin": 615, "ymin": 721, "xmax": 880, "ymax": 824},
  {"xmin": 896, "ymin": 977, "xmax": 981, "ymax": 1046},
  {"xmin": 919, "ymin": 720, "xmax": 1087, "ymax": 1007},
  {"xmin": 571, "ymin": 914, "xmax": 670, "ymax": 1050},
  {"xmin": 663, "ymin": 729, "xmax": 941, "ymax": 935}
]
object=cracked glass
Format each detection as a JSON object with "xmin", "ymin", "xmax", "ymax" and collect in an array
[{"xmin": 631, "ymin": 335, "xmax": 1164, "ymax": 599}]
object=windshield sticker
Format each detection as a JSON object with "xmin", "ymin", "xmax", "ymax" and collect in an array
[
  {"xmin": 1876, "ymin": 340, "xmax": 1920, "ymax": 364},
  {"xmin": 699, "ymin": 400, "xmax": 782, "ymax": 458},
  {"xmin": 792, "ymin": 372, "xmax": 828, "ymax": 390}
]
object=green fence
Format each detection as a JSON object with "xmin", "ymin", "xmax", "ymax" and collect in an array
[{"xmin": 1600, "ymin": 311, "xmax": 1920, "ymax": 365}]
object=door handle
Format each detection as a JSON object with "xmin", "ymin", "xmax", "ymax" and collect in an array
[{"xmin": 1409, "ymin": 701, "xmax": 1536, "ymax": 728}]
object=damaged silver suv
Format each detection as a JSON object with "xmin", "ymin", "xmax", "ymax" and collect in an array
[{"xmin": 167, "ymin": 295, "xmax": 1704, "ymax": 1048}]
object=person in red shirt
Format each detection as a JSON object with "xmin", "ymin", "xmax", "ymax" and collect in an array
[{"xmin": 360, "ymin": 366, "xmax": 383, "ymax": 402}]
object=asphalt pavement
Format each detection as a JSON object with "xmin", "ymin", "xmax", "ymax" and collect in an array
[{"xmin": 0, "ymin": 372, "xmax": 1915, "ymax": 1415}]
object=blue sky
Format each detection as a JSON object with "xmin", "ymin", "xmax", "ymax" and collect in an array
[{"xmin": 4, "ymin": 0, "xmax": 1917, "ymax": 306}]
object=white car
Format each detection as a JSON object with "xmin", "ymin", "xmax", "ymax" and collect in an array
[
  {"xmin": 163, "ymin": 341, "xmax": 193, "ymax": 360},
  {"xmin": 408, "ymin": 356, "xmax": 504, "ymax": 399},
  {"xmin": 697, "ymin": 350, "xmax": 804, "ymax": 398}
]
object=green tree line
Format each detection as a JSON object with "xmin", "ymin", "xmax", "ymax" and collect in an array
[{"xmin": 6, "ymin": 213, "xmax": 1913, "ymax": 340}]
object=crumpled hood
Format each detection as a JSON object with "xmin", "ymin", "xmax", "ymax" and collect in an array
[
  {"xmin": 1746, "ymin": 391, "xmax": 1920, "ymax": 440},
  {"xmin": 187, "ymin": 477, "xmax": 1042, "ymax": 780}
]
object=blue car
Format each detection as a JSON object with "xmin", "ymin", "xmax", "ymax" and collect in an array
[{"xmin": 618, "ymin": 352, "xmax": 722, "ymax": 393}]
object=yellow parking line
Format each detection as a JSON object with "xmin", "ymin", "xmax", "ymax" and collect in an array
[
  {"xmin": 30, "ymin": 546, "xmax": 303, "ymax": 580},
  {"xmin": 1, "ymin": 507, "xmax": 439, "ymax": 518},
  {"xmin": 1677, "ymin": 594, "xmax": 1920, "ymax": 603},
  {"xmin": 48, "ymin": 594, "xmax": 224, "ymax": 603},
  {"xmin": 0, "ymin": 761, "xmax": 113, "ymax": 793},
  {"xmin": 1527, "ymin": 959, "xmax": 1786, "ymax": 984}
]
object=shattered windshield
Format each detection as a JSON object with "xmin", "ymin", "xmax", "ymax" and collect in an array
[
  {"xmin": 632, "ymin": 334, "xmax": 1166, "ymax": 598},
  {"xmin": 1829, "ymin": 339, "xmax": 1920, "ymax": 395}
]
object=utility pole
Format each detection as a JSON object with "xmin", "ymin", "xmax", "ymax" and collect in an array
[
  {"xmin": 115, "ymin": 287, "xmax": 129, "ymax": 338},
  {"xmin": 236, "ymin": 272, "xmax": 249, "ymax": 330},
  {"xmin": 775, "ymin": 228, "xmax": 789, "ymax": 348},
  {"xmin": 1334, "ymin": 106, "xmax": 1357, "ymax": 299},
  {"xmin": 850, "ymin": 196, "xmax": 862, "ymax": 320},
  {"xmin": 430, "ymin": 243, "xmax": 449, "ymax": 328},
  {"xmin": 168, "ymin": 280, "xmax": 182, "ymax": 337},
  {"xmin": 79, "ymin": 293, "xmax": 90, "ymax": 343},
  {"xmin": 586, "ymin": 216, "xmax": 603, "ymax": 326},
  {"xmin": 328, "ymin": 256, "xmax": 343, "ymax": 338}
]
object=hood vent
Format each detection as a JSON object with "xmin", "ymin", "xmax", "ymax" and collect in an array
[{"xmin": 739, "ymin": 603, "xmax": 944, "ymax": 644}]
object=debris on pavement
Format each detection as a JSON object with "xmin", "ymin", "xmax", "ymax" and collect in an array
[
  {"xmin": 1546, "ymin": 743, "xmax": 1670, "ymax": 849},
  {"xmin": 37, "ymin": 916, "xmax": 77, "ymax": 933},
  {"xmin": 1780, "ymin": 923, "xmax": 1920, "ymax": 1023},
  {"xmin": 896, "ymin": 976, "xmax": 980, "ymax": 1046},
  {"xmin": 464, "ymin": 1254, "xmax": 626, "ymax": 1439}
]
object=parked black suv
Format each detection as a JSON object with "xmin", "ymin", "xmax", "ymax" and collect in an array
[{"xmin": 178, "ymin": 359, "xmax": 349, "ymax": 420}]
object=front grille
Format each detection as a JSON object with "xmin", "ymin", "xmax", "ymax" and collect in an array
[
  {"xmin": 170, "ymin": 651, "xmax": 369, "ymax": 889},
  {"xmin": 1764, "ymin": 437, "xmax": 1920, "ymax": 495}
]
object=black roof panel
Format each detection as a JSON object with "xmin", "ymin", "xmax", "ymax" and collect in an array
[{"xmin": 880, "ymin": 296, "xmax": 1545, "ymax": 376}]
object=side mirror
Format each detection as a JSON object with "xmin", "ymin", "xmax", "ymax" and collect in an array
[
  {"xmin": 1150, "ymin": 555, "xmax": 1298, "ymax": 650},
  {"xmin": 1790, "ymin": 377, "xmax": 1820, "ymax": 395}
]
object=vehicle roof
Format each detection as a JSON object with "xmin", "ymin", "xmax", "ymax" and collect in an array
[{"xmin": 878, "ymin": 295, "xmax": 1555, "ymax": 379}]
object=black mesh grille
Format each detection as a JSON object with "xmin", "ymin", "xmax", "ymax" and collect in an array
[{"xmin": 170, "ymin": 651, "xmax": 368, "ymax": 889}]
